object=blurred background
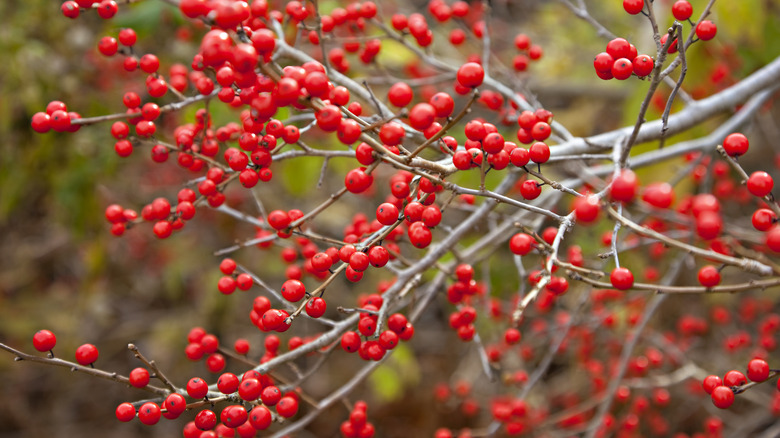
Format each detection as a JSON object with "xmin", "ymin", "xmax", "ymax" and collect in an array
[{"xmin": 1, "ymin": 0, "xmax": 778, "ymax": 437}]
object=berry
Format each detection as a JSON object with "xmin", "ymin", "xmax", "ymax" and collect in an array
[
  {"xmin": 249, "ymin": 406, "xmax": 273, "ymax": 430},
  {"xmin": 610, "ymin": 267, "xmax": 634, "ymax": 290},
  {"xmin": 752, "ymin": 208, "xmax": 776, "ymax": 231},
  {"xmin": 276, "ymin": 396, "xmax": 299, "ymax": 418},
  {"xmin": 710, "ymin": 386, "xmax": 734, "ymax": 409},
  {"xmin": 75, "ymin": 343, "xmax": 99, "ymax": 366},
  {"xmin": 697, "ymin": 266, "xmax": 721, "ymax": 287},
  {"xmin": 702, "ymin": 375, "xmax": 723, "ymax": 394},
  {"xmin": 612, "ymin": 58, "xmax": 633, "ymax": 80},
  {"xmin": 529, "ymin": 142, "xmax": 550, "ymax": 164},
  {"xmin": 610, "ymin": 169, "xmax": 639, "ymax": 203},
  {"xmin": 129, "ymin": 367, "xmax": 150, "ymax": 388},
  {"xmin": 195, "ymin": 409, "xmax": 217, "ymax": 430},
  {"xmin": 509, "ymin": 233, "xmax": 535, "ymax": 255},
  {"xmin": 606, "ymin": 38, "xmax": 631, "ymax": 59},
  {"xmin": 456, "ymin": 62, "xmax": 484, "ymax": 88},
  {"xmin": 696, "ymin": 21, "xmax": 717, "ymax": 41},
  {"xmin": 33, "ymin": 330, "xmax": 57, "ymax": 352},
  {"xmin": 387, "ymin": 82, "xmax": 413, "ymax": 107},
  {"xmin": 165, "ymin": 393, "xmax": 187, "ymax": 416},
  {"xmin": 116, "ymin": 402, "xmax": 136, "ymax": 422},
  {"xmin": 672, "ymin": 1, "xmax": 693, "ymax": 20},
  {"xmin": 723, "ymin": 370, "xmax": 747, "ymax": 387},
  {"xmin": 187, "ymin": 377, "xmax": 209, "ymax": 399},
  {"xmin": 633, "ymin": 54, "xmax": 654, "ymax": 77},
  {"xmin": 747, "ymin": 171, "xmax": 773, "ymax": 197},
  {"xmin": 623, "ymin": 0, "xmax": 644, "ymax": 15},
  {"xmin": 747, "ymin": 358, "xmax": 770, "ymax": 382},
  {"xmin": 520, "ymin": 180, "xmax": 542, "ymax": 200},
  {"xmin": 574, "ymin": 195, "xmax": 600, "ymax": 223},
  {"xmin": 138, "ymin": 402, "xmax": 161, "ymax": 425}
]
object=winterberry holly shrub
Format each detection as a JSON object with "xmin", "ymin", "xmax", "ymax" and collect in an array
[{"xmin": 3, "ymin": 0, "xmax": 780, "ymax": 437}]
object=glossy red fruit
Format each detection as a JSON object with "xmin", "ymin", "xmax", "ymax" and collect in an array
[
  {"xmin": 612, "ymin": 58, "xmax": 633, "ymax": 80},
  {"xmin": 520, "ymin": 180, "xmax": 541, "ymax": 200},
  {"xmin": 75, "ymin": 343, "xmax": 99, "ymax": 365},
  {"xmin": 276, "ymin": 396, "xmax": 299, "ymax": 418},
  {"xmin": 702, "ymin": 375, "xmax": 723, "ymax": 394},
  {"xmin": 672, "ymin": 0, "xmax": 693, "ymax": 20},
  {"xmin": 747, "ymin": 171, "xmax": 773, "ymax": 197},
  {"xmin": 623, "ymin": 0, "xmax": 644, "ymax": 14},
  {"xmin": 574, "ymin": 195, "xmax": 600, "ymax": 224},
  {"xmin": 456, "ymin": 62, "xmax": 484, "ymax": 88},
  {"xmin": 138, "ymin": 402, "xmax": 161, "ymax": 425},
  {"xmin": 752, "ymin": 208, "xmax": 776, "ymax": 231},
  {"xmin": 116, "ymin": 402, "xmax": 136, "ymax": 422},
  {"xmin": 387, "ymin": 82, "xmax": 413, "ymax": 107},
  {"xmin": 33, "ymin": 330, "xmax": 57, "ymax": 352},
  {"xmin": 642, "ymin": 182, "xmax": 675, "ymax": 208},
  {"xmin": 723, "ymin": 133, "xmax": 748, "ymax": 156},
  {"xmin": 747, "ymin": 358, "xmax": 770, "ymax": 382},
  {"xmin": 710, "ymin": 386, "xmax": 734, "ymax": 409},
  {"xmin": 509, "ymin": 233, "xmax": 535, "ymax": 255},
  {"xmin": 610, "ymin": 169, "xmax": 639, "ymax": 203},
  {"xmin": 723, "ymin": 370, "xmax": 747, "ymax": 387},
  {"xmin": 610, "ymin": 267, "xmax": 634, "ymax": 290},
  {"xmin": 633, "ymin": 54, "xmax": 654, "ymax": 77},
  {"xmin": 606, "ymin": 38, "xmax": 631, "ymax": 59},
  {"xmin": 696, "ymin": 20, "xmax": 717, "ymax": 41},
  {"xmin": 767, "ymin": 226, "xmax": 780, "ymax": 252},
  {"xmin": 529, "ymin": 142, "xmax": 550, "ymax": 164},
  {"xmin": 697, "ymin": 266, "xmax": 721, "ymax": 287}
]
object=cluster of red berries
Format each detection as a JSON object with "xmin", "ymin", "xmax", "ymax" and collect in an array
[
  {"xmin": 340, "ymin": 299, "xmax": 413, "ymax": 361},
  {"xmin": 340, "ymin": 401, "xmax": 375, "ymax": 438},
  {"xmin": 593, "ymin": 38, "xmax": 654, "ymax": 80},
  {"xmin": 703, "ymin": 358, "xmax": 773, "ymax": 409},
  {"xmin": 183, "ymin": 327, "xmax": 228, "ymax": 373},
  {"xmin": 61, "ymin": 0, "xmax": 117, "ymax": 19},
  {"xmin": 216, "ymin": 258, "xmax": 254, "ymax": 295}
]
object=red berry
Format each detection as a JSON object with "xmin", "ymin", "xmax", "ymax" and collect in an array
[
  {"xmin": 195, "ymin": 409, "xmax": 217, "ymax": 430},
  {"xmin": 623, "ymin": 0, "xmax": 644, "ymax": 15},
  {"xmin": 276, "ymin": 396, "xmax": 299, "ymax": 418},
  {"xmin": 138, "ymin": 402, "xmax": 161, "ymax": 425},
  {"xmin": 519, "ymin": 180, "xmax": 542, "ymax": 200},
  {"xmin": 116, "ymin": 402, "xmax": 136, "ymax": 422},
  {"xmin": 98, "ymin": 36, "xmax": 118, "ymax": 56},
  {"xmin": 574, "ymin": 195, "xmax": 601, "ymax": 223},
  {"xmin": 747, "ymin": 358, "xmax": 770, "ymax": 382},
  {"xmin": 610, "ymin": 267, "xmax": 634, "ymax": 290},
  {"xmin": 671, "ymin": 0, "xmax": 693, "ymax": 20},
  {"xmin": 710, "ymin": 386, "xmax": 734, "ymax": 409},
  {"xmin": 75, "ymin": 343, "xmax": 99, "ymax": 365},
  {"xmin": 529, "ymin": 142, "xmax": 550, "ymax": 164},
  {"xmin": 752, "ymin": 208, "xmax": 776, "ymax": 231},
  {"xmin": 281, "ymin": 279, "xmax": 306, "ymax": 302},
  {"xmin": 612, "ymin": 58, "xmax": 633, "ymax": 80},
  {"xmin": 697, "ymin": 266, "xmax": 721, "ymax": 287},
  {"xmin": 129, "ymin": 367, "xmax": 150, "ymax": 388},
  {"xmin": 611, "ymin": 169, "xmax": 639, "ymax": 203},
  {"xmin": 724, "ymin": 370, "xmax": 747, "ymax": 387},
  {"xmin": 696, "ymin": 20, "xmax": 717, "ymax": 41},
  {"xmin": 305, "ymin": 297, "xmax": 327, "ymax": 318},
  {"xmin": 702, "ymin": 375, "xmax": 723, "ymax": 394},
  {"xmin": 509, "ymin": 233, "xmax": 535, "ymax": 255},
  {"xmin": 747, "ymin": 171, "xmax": 773, "ymax": 197},
  {"xmin": 606, "ymin": 38, "xmax": 631, "ymax": 59},
  {"xmin": 593, "ymin": 52, "xmax": 614, "ymax": 73},
  {"xmin": 456, "ymin": 62, "xmax": 485, "ymax": 88},
  {"xmin": 165, "ymin": 393, "xmax": 187, "ymax": 416},
  {"xmin": 187, "ymin": 377, "xmax": 209, "ymax": 399},
  {"xmin": 387, "ymin": 82, "xmax": 413, "ymax": 107},
  {"xmin": 33, "ymin": 330, "xmax": 57, "ymax": 352},
  {"xmin": 633, "ymin": 54, "xmax": 654, "ymax": 77},
  {"xmin": 249, "ymin": 406, "xmax": 273, "ymax": 430}
]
